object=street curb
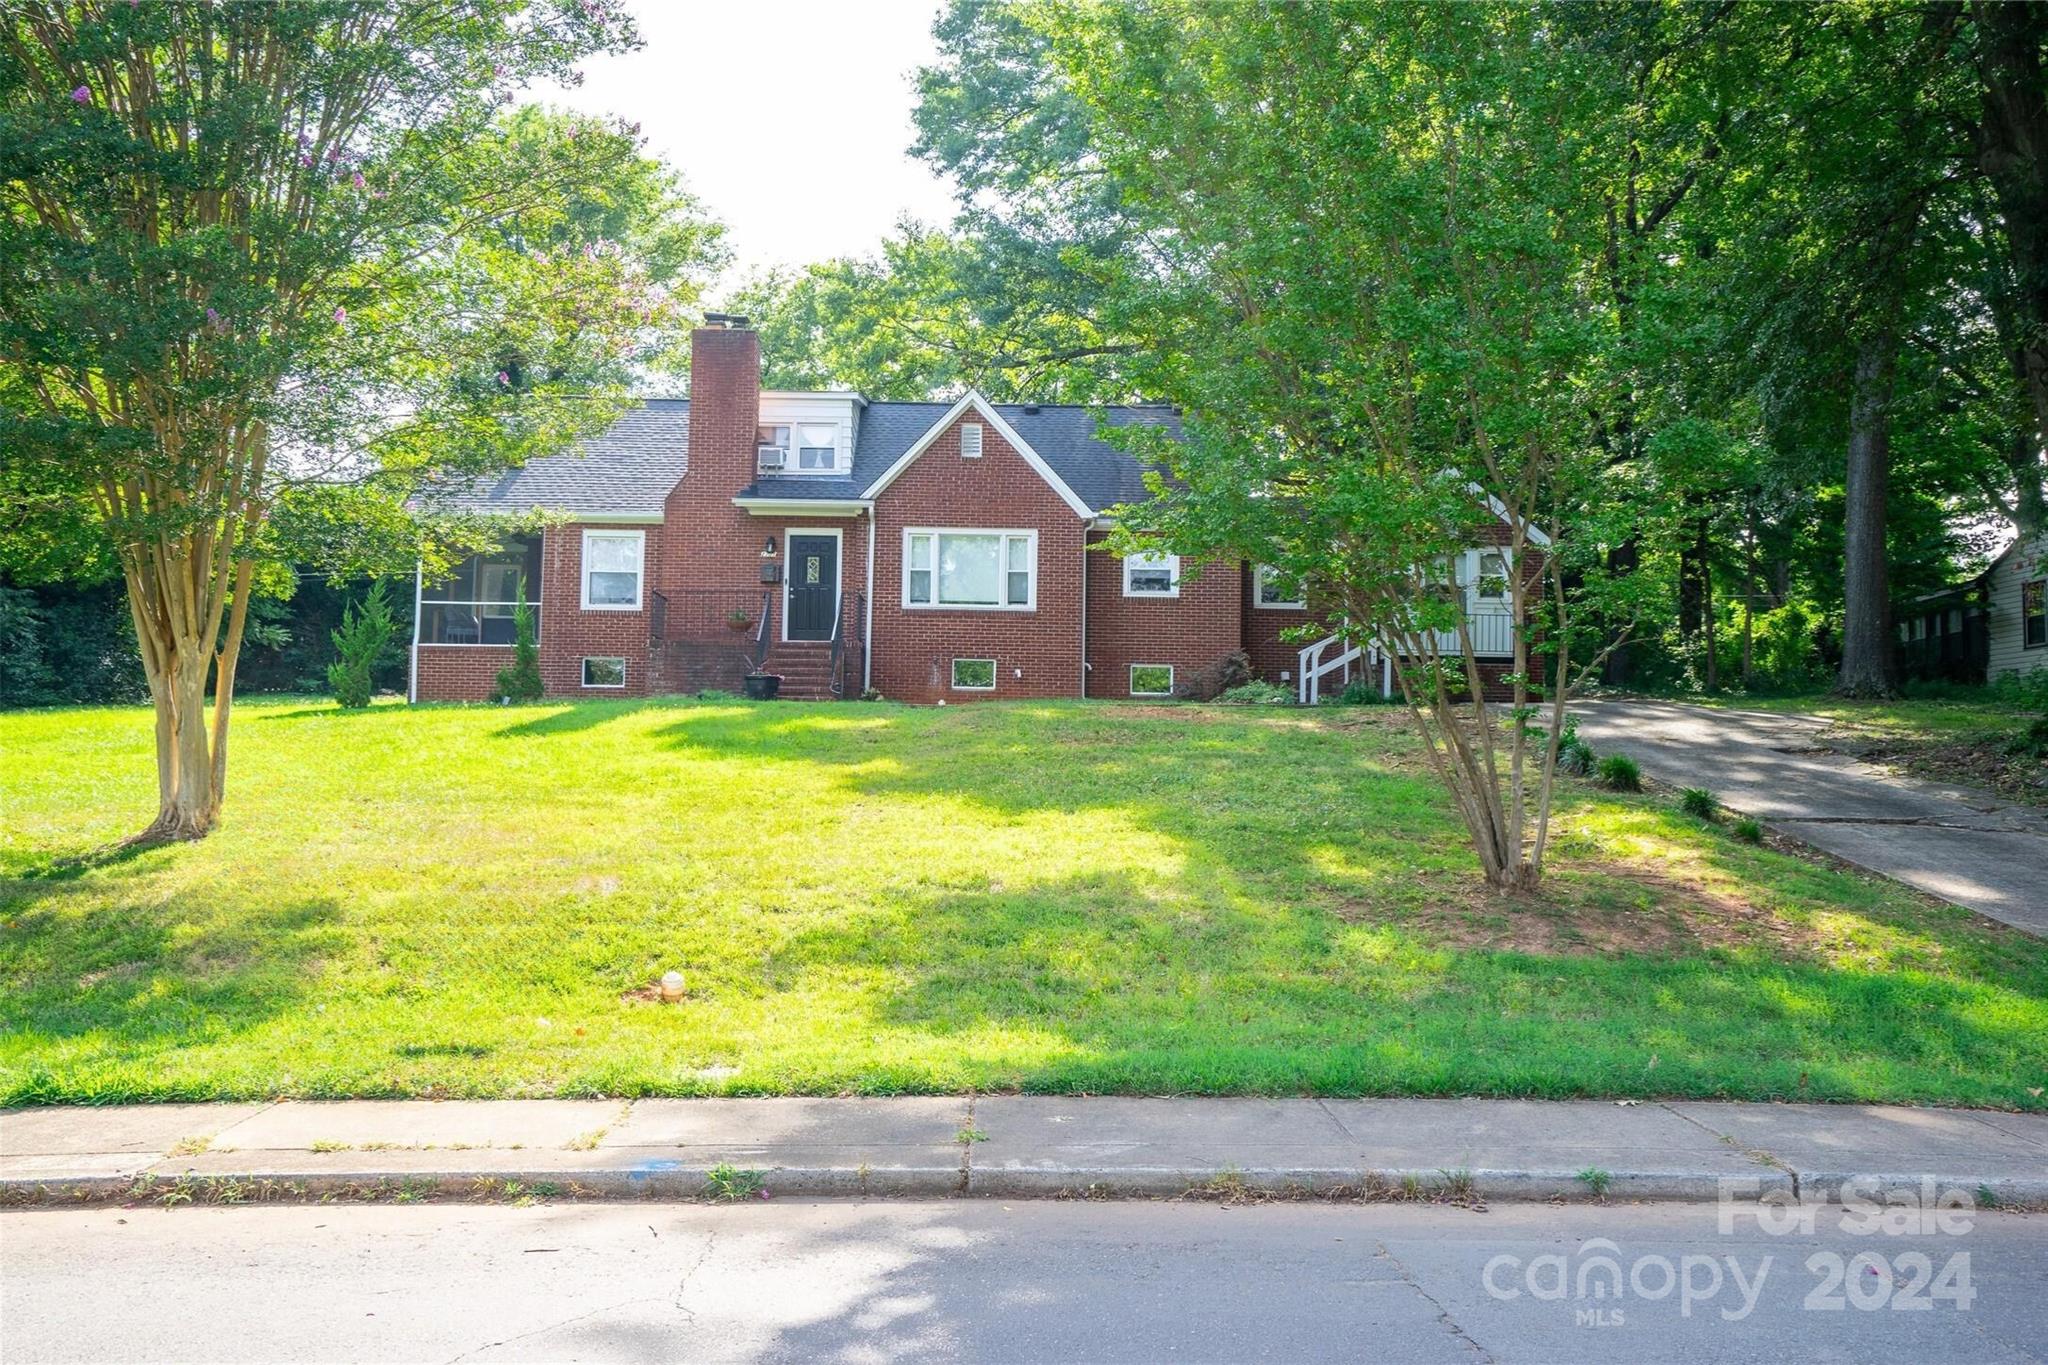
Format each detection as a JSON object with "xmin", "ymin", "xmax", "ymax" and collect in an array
[{"xmin": 0, "ymin": 1163, "xmax": 1821, "ymax": 1208}]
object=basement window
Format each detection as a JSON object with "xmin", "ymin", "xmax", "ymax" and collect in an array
[
  {"xmin": 951, "ymin": 658, "xmax": 996, "ymax": 691},
  {"xmin": 1130, "ymin": 664, "xmax": 1174, "ymax": 697},
  {"xmin": 582, "ymin": 657, "xmax": 626, "ymax": 688}
]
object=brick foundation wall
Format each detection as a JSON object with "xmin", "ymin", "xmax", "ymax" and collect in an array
[
  {"xmin": 413, "ymin": 644, "xmax": 516, "ymax": 703},
  {"xmin": 1083, "ymin": 537, "xmax": 1243, "ymax": 697},
  {"xmin": 868, "ymin": 412, "xmax": 1086, "ymax": 703}
]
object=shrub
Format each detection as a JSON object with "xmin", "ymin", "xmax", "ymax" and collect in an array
[
  {"xmin": 1731, "ymin": 816, "xmax": 1764, "ymax": 843},
  {"xmin": 492, "ymin": 588, "xmax": 544, "ymax": 703},
  {"xmin": 1217, "ymin": 680, "xmax": 1292, "ymax": 705},
  {"xmin": 1559, "ymin": 741, "xmax": 1596, "ymax": 776},
  {"xmin": 1596, "ymin": 753, "xmax": 1642, "ymax": 791},
  {"xmin": 1336, "ymin": 675, "xmax": 1392, "ymax": 704},
  {"xmin": 1175, "ymin": 650, "xmax": 1253, "ymax": 701},
  {"xmin": 325, "ymin": 583, "xmax": 397, "ymax": 709},
  {"xmin": 1678, "ymin": 787, "xmax": 1719, "ymax": 819},
  {"xmin": 2006, "ymin": 714, "xmax": 2048, "ymax": 761},
  {"xmin": 1989, "ymin": 669, "xmax": 2048, "ymax": 711}
]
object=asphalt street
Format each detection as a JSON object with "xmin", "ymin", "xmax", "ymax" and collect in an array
[{"xmin": 3, "ymin": 1198, "xmax": 2042, "ymax": 1363}]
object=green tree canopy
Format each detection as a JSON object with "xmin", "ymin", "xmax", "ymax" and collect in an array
[{"xmin": 0, "ymin": 1, "xmax": 724, "ymax": 838}]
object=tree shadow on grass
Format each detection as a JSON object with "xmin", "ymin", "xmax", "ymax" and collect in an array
[
  {"xmin": 492, "ymin": 697, "xmax": 680, "ymax": 740},
  {"xmin": 0, "ymin": 883, "xmax": 342, "ymax": 1104},
  {"xmin": 640, "ymin": 702, "xmax": 2046, "ymax": 1105},
  {"xmin": 750, "ymin": 869, "xmax": 2043, "ymax": 1105}
]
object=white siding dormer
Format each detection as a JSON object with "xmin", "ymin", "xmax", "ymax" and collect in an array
[{"xmin": 759, "ymin": 392, "xmax": 861, "ymax": 478}]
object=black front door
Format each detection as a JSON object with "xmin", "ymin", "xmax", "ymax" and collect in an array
[{"xmin": 786, "ymin": 534, "xmax": 839, "ymax": 641}]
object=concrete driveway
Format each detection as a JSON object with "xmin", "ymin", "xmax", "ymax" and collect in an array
[{"xmin": 1570, "ymin": 700, "xmax": 2048, "ymax": 936}]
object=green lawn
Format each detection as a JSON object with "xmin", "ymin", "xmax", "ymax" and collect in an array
[
  {"xmin": 1688, "ymin": 689, "xmax": 2047, "ymax": 805},
  {"xmin": 1696, "ymin": 690, "xmax": 2038, "ymax": 741},
  {"xmin": 2, "ymin": 696, "xmax": 2043, "ymax": 1109}
]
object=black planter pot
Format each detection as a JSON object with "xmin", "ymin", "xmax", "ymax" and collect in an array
[{"xmin": 743, "ymin": 673, "xmax": 782, "ymax": 700}]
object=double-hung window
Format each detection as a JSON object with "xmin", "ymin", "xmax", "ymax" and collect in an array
[
  {"xmin": 1123, "ymin": 552, "xmax": 1178, "ymax": 597},
  {"xmin": 795, "ymin": 422, "xmax": 838, "ymax": 472},
  {"xmin": 1254, "ymin": 565, "xmax": 1305, "ymax": 609},
  {"xmin": 905, "ymin": 530, "xmax": 1035, "ymax": 609},
  {"xmin": 2025, "ymin": 578, "xmax": 2046, "ymax": 649},
  {"xmin": 1473, "ymin": 550, "xmax": 1511, "ymax": 604},
  {"xmin": 581, "ymin": 529, "xmax": 644, "ymax": 610}
]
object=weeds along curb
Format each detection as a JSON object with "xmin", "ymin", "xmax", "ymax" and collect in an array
[{"xmin": 0, "ymin": 1164, "xmax": 1919, "ymax": 1211}]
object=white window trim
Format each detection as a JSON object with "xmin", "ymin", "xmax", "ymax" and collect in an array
[
  {"xmin": 1467, "ymin": 548, "xmax": 1513, "ymax": 607},
  {"xmin": 951, "ymin": 657, "xmax": 997, "ymax": 691},
  {"xmin": 793, "ymin": 420, "xmax": 839, "ymax": 473},
  {"xmin": 902, "ymin": 527, "xmax": 1038, "ymax": 612},
  {"xmin": 1122, "ymin": 552, "xmax": 1179, "ymax": 598},
  {"xmin": 580, "ymin": 528, "xmax": 645, "ymax": 611},
  {"xmin": 1253, "ymin": 565, "xmax": 1305, "ymax": 610},
  {"xmin": 781, "ymin": 525, "xmax": 844, "ymax": 643},
  {"xmin": 1129, "ymin": 663, "xmax": 1174, "ymax": 697},
  {"xmin": 581, "ymin": 656, "xmax": 627, "ymax": 689}
]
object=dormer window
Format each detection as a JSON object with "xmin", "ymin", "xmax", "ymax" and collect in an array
[
  {"xmin": 796, "ymin": 423, "xmax": 838, "ymax": 471},
  {"xmin": 757, "ymin": 424, "xmax": 790, "ymax": 473}
]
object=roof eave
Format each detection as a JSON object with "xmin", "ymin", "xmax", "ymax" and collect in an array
[{"xmin": 731, "ymin": 496, "xmax": 874, "ymax": 517}]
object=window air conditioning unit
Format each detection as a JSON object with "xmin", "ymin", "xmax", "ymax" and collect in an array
[{"xmin": 756, "ymin": 444, "xmax": 787, "ymax": 472}]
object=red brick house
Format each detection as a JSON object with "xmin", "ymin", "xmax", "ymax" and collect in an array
[{"xmin": 409, "ymin": 320, "xmax": 1532, "ymax": 704}]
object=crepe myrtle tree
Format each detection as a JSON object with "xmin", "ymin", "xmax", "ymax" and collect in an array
[
  {"xmin": 0, "ymin": 2, "xmax": 721, "ymax": 841},
  {"xmin": 1071, "ymin": 2, "xmax": 1661, "ymax": 892}
]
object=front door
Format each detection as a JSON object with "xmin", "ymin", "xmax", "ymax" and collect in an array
[{"xmin": 786, "ymin": 534, "xmax": 839, "ymax": 641}]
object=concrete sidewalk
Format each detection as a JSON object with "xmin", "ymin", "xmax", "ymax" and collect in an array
[
  {"xmin": 5, "ymin": 1096, "xmax": 2044, "ymax": 1207},
  {"xmin": 1569, "ymin": 699, "xmax": 2048, "ymax": 935}
]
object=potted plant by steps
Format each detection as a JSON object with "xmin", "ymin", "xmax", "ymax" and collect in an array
[
  {"xmin": 742, "ymin": 672, "xmax": 782, "ymax": 700},
  {"xmin": 725, "ymin": 608, "xmax": 753, "ymax": 633}
]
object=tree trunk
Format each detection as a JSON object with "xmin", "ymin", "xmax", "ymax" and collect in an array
[
  {"xmin": 1701, "ymin": 537, "xmax": 1719, "ymax": 691},
  {"xmin": 1837, "ymin": 329, "xmax": 1900, "ymax": 697},
  {"xmin": 1741, "ymin": 510, "xmax": 1759, "ymax": 688},
  {"xmin": 1601, "ymin": 539, "xmax": 1639, "ymax": 685},
  {"xmin": 1973, "ymin": 1, "xmax": 2048, "ymax": 530},
  {"xmin": 116, "ymin": 536, "xmax": 256, "ymax": 844}
]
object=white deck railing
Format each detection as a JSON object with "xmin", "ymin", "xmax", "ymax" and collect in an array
[{"xmin": 1296, "ymin": 610, "xmax": 1519, "ymax": 704}]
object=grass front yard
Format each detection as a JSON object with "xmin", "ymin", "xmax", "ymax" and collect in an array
[{"xmin": 2, "ymin": 696, "xmax": 2042, "ymax": 1109}]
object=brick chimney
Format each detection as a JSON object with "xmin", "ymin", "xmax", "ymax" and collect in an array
[
  {"xmin": 661, "ymin": 319, "xmax": 763, "ymax": 598},
  {"xmin": 686, "ymin": 318, "xmax": 761, "ymax": 493}
]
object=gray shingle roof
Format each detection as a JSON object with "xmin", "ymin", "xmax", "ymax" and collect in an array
[
  {"xmin": 738, "ymin": 399, "xmax": 1179, "ymax": 515},
  {"xmin": 419, "ymin": 398, "xmax": 688, "ymax": 519},
  {"xmin": 428, "ymin": 394, "xmax": 1178, "ymax": 519}
]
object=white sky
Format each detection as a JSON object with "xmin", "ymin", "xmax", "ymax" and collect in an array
[{"xmin": 530, "ymin": 0, "xmax": 961, "ymax": 286}]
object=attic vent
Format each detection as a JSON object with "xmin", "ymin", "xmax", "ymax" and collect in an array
[{"xmin": 959, "ymin": 423, "xmax": 983, "ymax": 458}]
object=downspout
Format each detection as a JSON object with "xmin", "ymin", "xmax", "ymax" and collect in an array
[
  {"xmin": 1078, "ymin": 520, "xmax": 1089, "ymax": 698},
  {"xmin": 863, "ymin": 508, "xmax": 876, "ymax": 695},
  {"xmin": 408, "ymin": 556, "xmax": 423, "ymax": 703}
]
